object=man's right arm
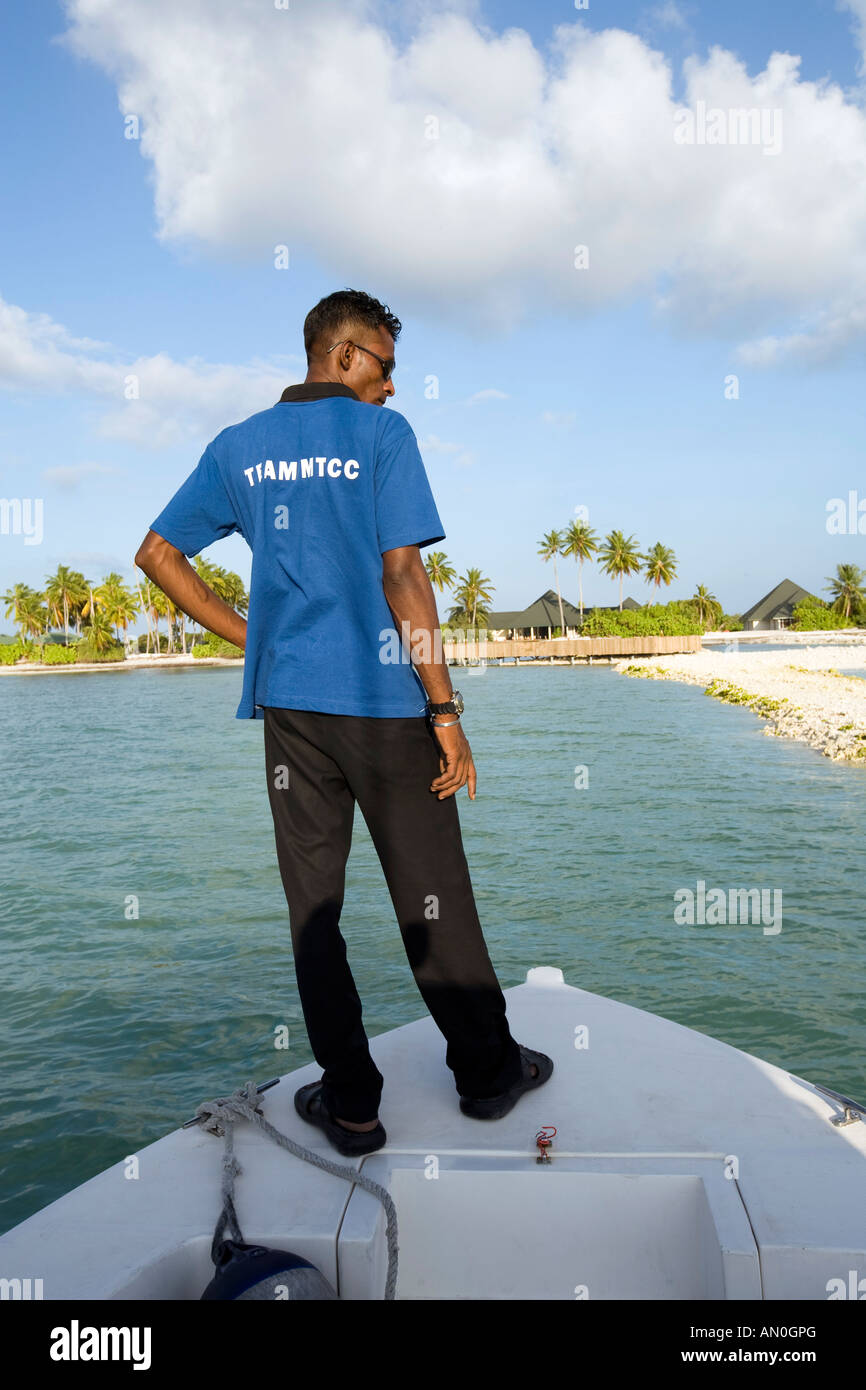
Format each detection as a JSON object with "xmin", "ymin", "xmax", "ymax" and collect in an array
[
  {"xmin": 381, "ymin": 545, "xmax": 476, "ymax": 800},
  {"xmin": 134, "ymin": 530, "xmax": 248, "ymax": 650}
]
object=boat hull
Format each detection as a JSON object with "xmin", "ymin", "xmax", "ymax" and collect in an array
[{"xmin": 1, "ymin": 967, "xmax": 864, "ymax": 1300}]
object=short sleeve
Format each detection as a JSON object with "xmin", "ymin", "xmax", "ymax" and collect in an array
[
  {"xmin": 148, "ymin": 445, "xmax": 241, "ymax": 557},
  {"xmin": 374, "ymin": 412, "xmax": 445, "ymax": 554}
]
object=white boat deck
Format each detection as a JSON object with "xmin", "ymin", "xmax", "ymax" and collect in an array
[{"xmin": 1, "ymin": 967, "xmax": 864, "ymax": 1300}]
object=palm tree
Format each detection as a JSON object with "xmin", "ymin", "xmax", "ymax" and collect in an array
[
  {"xmin": 448, "ymin": 568, "xmax": 494, "ymax": 628},
  {"xmin": 825, "ymin": 563, "xmax": 865, "ymax": 622},
  {"xmin": 44, "ymin": 565, "xmax": 89, "ymax": 645},
  {"xmin": 2, "ymin": 582, "xmax": 39, "ymax": 643},
  {"xmin": 598, "ymin": 530, "xmax": 643, "ymax": 611},
  {"xmin": 44, "ymin": 584, "xmax": 64, "ymax": 641},
  {"xmin": 150, "ymin": 586, "xmax": 177, "ymax": 653},
  {"xmin": 692, "ymin": 584, "xmax": 719, "ymax": 627},
  {"xmin": 140, "ymin": 575, "xmax": 166, "ymax": 653},
  {"xmin": 538, "ymin": 529, "xmax": 567, "ymax": 636},
  {"xmin": 561, "ymin": 520, "xmax": 599, "ymax": 621},
  {"xmin": 193, "ymin": 556, "xmax": 220, "ymax": 587},
  {"xmin": 80, "ymin": 606, "xmax": 117, "ymax": 655},
  {"xmin": 86, "ymin": 574, "xmax": 159, "ymax": 650},
  {"xmin": 93, "ymin": 573, "xmax": 140, "ymax": 644},
  {"xmin": 66, "ymin": 571, "xmax": 92, "ymax": 636},
  {"xmin": 176, "ymin": 601, "xmax": 188, "ymax": 655},
  {"xmin": 17, "ymin": 589, "xmax": 49, "ymax": 645},
  {"xmin": 134, "ymin": 570, "xmax": 158, "ymax": 654},
  {"xmin": 220, "ymin": 569, "xmax": 249, "ymax": 617},
  {"xmin": 79, "ymin": 584, "xmax": 96, "ymax": 628},
  {"xmin": 643, "ymin": 543, "xmax": 678, "ymax": 595},
  {"xmin": 424, "ymin": 551, "xmax": 456, "ymax": 593}
]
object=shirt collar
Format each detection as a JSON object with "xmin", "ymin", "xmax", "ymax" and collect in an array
[{"xmin": 276, "ymin": 382, "xmax": 360, "ymax": 404}]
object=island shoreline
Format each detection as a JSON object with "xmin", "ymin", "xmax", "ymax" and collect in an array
[
  {"xmin": 0, "ymin": 654, "xmax": 244, "ymax": 676},
  {"xmin": 615, "ymin": 643, "xmax": 866, "ymax": 763}
]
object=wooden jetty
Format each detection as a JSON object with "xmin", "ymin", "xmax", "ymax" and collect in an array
[{"xmin": 443, "ymin": 634, "xmax": 703, "ymax": 664}]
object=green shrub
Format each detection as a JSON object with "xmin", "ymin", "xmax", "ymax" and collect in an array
[
  {"xmin": 579, "ymin": 603, "xmax": 703, "ymax": 637},
  {"xmin": 137, "ymin": 633, "xmax": 171, "ymax": 653},
  {"xmin": 39, "ymin": 644, "xmax": 78, "ymax": 665},
  {"xmin": 74, "ymin": 639, "xmax": 125, "ymax": 663},
  {"xmin": 192, "ymin": 633, "xmax": 244, "ymax": 659},
  {"xmin": 791, "ymin": 600, "xmax": 851, "ymax": 631},
  {"xmin": 444, "ymin": 611, "xmax": 491, "ymax": 632},
  {"xmin": 0, "ymin": 642, "xmax": 31, "ymax": 665}
]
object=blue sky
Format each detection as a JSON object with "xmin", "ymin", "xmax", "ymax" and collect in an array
[{"xmin": 1, "ymin": 0, "xmax": 865, "ymax": 627}]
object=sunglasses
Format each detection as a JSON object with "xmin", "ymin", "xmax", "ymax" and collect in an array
[{"xmin": 326, "ymin": 339, "xmax": 395, "ymax": 382}]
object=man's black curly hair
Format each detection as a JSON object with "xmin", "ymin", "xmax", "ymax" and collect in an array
[{"xmin": 303, "ymin": 288, "xmax": 402, "ymax": 362}]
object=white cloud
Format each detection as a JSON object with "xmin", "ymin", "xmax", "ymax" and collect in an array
[
  {"xmin": 59, "ymin": 551, "xmax": 130, "ymax": 573},
  {"xmin": 466, "ymin": 388, "xmax": 509, "ymax": 404},
  {"xmin": 541, "ymin": 410, "xmax": 577, "ymax": 428},
  {"xmin": 737, "ymin": 301, "xmax": 866, "ymax": 366},
  {"xmin": 42, "ymin": 462, "xmax": 121, "ymax": 489},
  {"xmin": 0, "ymin": 294, "xmax": 301, "ymax": 447},
  {"xmin": 59, "ymin": 0, "xmax": 866, "ymax": 361},
  {"xmin": 417, "ymin": 434, "xmax": 475, "ymax": 468},
  {"xmin": 840, "ymin": 0, "xmax": 866, "ymax": 71},
  {"xmin": 647, "ymin": 2, "xmax": 689, "ymax": 32},
  {"xmin": 0, "ymin": 297, "xmax": 119, "ymax": 396},
  {"xmin": 418, "ymin": 434, "xmax": 464, "ymax": 454}
]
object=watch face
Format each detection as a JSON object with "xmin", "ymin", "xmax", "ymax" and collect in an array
[{"xmin": 453, "ymin": 690, "xmax": 464, "ymax": 714}]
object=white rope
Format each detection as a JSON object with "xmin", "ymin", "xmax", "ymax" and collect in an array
[{"xmin": 192, "ymin": 1079, "xmax": 399, "ymax": 1300}]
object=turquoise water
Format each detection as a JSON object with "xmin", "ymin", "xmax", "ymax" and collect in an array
[{"xmin": 1, "ymin": 661, "xmax": 865, "ymax": 1235}]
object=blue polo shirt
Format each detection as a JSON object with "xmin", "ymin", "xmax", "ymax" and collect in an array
[{"xmin": 148, "ymin": 382, "xmax": 445, "ymax": 719}]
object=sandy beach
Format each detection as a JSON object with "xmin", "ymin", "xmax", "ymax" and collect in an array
[{"xmin": 615, "ymin": 643, "xmax": 866, "ymax": 763}]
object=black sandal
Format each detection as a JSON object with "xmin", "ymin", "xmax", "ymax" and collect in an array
[
  {"xmin": 294, "ymin": 1082, "xmax": 387, "ymax": 1156},
  {"xmin": 459, "ymin": 1045, "xmax": 553, "ymax": 1120}
]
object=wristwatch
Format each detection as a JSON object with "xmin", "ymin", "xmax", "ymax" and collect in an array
[{"xmin": 426, "ymin": 689, "xmax": 464, "ymax": 716}]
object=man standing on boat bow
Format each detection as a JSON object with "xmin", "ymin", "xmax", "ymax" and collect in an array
[{"xmin": 134, "ymin": 288, "xmax": 552, "ymax": 1155}]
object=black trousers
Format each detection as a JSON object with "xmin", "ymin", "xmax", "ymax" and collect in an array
[{"xmin": 262, "ymin": 706, "xmax": 523, "ymax": 1122}]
